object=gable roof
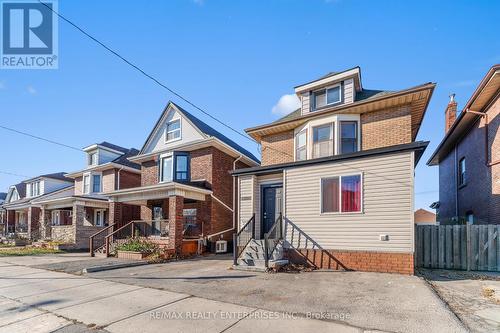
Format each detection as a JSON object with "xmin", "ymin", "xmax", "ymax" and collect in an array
[
  {"xmin": 112, "ymin": 148, "xmax": 141, "ymax": 169},
  {"xmin": 23, "ymin": 172, "xmax": 74, "ymax": 184},
  {"xmin": 14, "ymin": 182, "xmax": 26, "ymax": 198},
  {"xmin": 139, "ymin": 101, "xmax": 259, "ymax": 163},
  {"xmin": 427, "ymin": 64, "xmax": 500, "ymax": 165}
]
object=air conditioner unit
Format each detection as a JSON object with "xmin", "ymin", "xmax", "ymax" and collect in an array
[{"xmin": 215, "ymin": 240, "xmax": 227, "ymax": 253}]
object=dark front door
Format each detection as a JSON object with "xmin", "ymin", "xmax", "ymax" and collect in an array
[{"xmin": 261, "ymin": 184, "xmax": 283, "ymax": 238}]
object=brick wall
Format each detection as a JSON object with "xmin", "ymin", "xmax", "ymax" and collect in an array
[
  {"xmin": 119, "ymin": 170, "xmax": 141, "ymax": 189},
  {"xmin": 190, "ymin": 147, "xmax": 213, "ymax": 184},
  {"xmin": 438, "ymin": 96, "xmax": 499, "ymax": 224},
  {"xmin": 260, "ymin": 130, "xmax": 294, "ymax": 166},
  {"xmin": 286, "ymin": 249, "xmax": 414, "ymax": 275},
  {"xmin": 361, "ymin": 105, "xmax": 412, "ymax": 150},
  {"xmin": 102, "ymin": 169, "xmax": 115, "ymax": 193},
  {"xmin": 141, "ymin": 160, "xmax": 159, "ymax": 186}
]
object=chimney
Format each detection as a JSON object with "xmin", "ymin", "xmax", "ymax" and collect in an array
[{"xmin": 445, "ymin": 93, "xmax": 457, "ymax": 133}]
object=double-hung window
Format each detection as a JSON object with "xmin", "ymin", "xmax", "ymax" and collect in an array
[
  {"xmin": 83, "ymin": 174, "xmax": 90, "ymax": 194},
  {"xmin": 340, "ymin": 121, "xmax": 358, "ymax": 154},
  {"xmin": 295, "ymin": 130, "xmax": 307, "ymax": 161},
  {"xmin": 166, "ymin": 119, "xmax": 181, "ymax": 142},
  {"xmin": 175, "ymin": 153, "xmax": 189, "ymax": 181},
  {"xmin": 92, "ymin": 174, "xmax": 102, "ymax": 193},
  {"xmin": 89, "ymin": 152, "xmax": 98, "ymax": 166},
  {"xmin": 313, "ymin": 123, "xmax": 334, "ymax": 158},
  {"xmin": 313, "ymin": 84, "xmax": 341, "ymax": 110},
  {"xmin": 458, "ymin": 157, "xmax": 466, "ymax": 187},
  {"xmin": 52, "ymin": 211, "xmax": 60, "ymax": 226},
  {"xmin": 321, "ymin": 174, "xmax": 362, "ymax": 213}
]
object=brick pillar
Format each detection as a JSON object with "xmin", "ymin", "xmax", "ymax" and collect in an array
[
  {"xmin": 6, "ymin": 210, "xmax": 15, "ymax": 233},
  {"xmin": 109, "ymin": 201, "xmax": 123, "ymax": 227},
  {"xmin": 168, "ymin": 196, "xmax": 184, "ymax": 254},
  {"xmin": 27, "ymin": 207, "xmax": 41, "ymax": 240},
  {"xmin": 140, "ymin": 202, "xmax": 152, "ymax": 221}
]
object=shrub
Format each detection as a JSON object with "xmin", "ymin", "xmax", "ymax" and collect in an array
[{"xmin": 115, "ymin": 238, "xmax": 158, "ymax": 254}]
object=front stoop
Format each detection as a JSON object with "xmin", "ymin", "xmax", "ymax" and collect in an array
[{"xmin": 233, "ymin": 239, "xmax": 288, "ymax": 272}]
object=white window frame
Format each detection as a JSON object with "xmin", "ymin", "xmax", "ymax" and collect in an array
[
  {"xmin": 82, "ymin": 173, "xmax": 91, "ymax": 194},
  {"xmin": 295, "ymin": 129, "xmax": 307, "ymax": 161},
  {"xmin": 165, "ymin": 118, "xmax": 182, "ymax": 143},
  {"xmin": 313, "ymin": 83, "xmax": 342, "ymax": 110},
  {"xmin": 94, "ymin": 209, "xmax": 106, "ymax": 227},
  {"xmin": 319, "ymin": 173, "xmax": 363, "ymax": 215},
  {"xmin": 88, "ymin": 152, "xmax": 98, "ymax": 166},
  {"xmin": 159, "ymin": 153, "xmax": 174, "ymax": 183}
]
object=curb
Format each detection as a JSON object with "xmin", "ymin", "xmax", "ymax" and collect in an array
[{"xmin": 83, "ymin": 261, "xmax": 149, "ymax": 273}]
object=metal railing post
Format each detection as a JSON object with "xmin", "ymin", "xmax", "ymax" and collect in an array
[
  {"xmin": 264, "ymin": 232, "xmax": 269, "ymax": 268},
  {"xmin": 233, "ymin": 233, "xmax": 237, "ymax": 265}
]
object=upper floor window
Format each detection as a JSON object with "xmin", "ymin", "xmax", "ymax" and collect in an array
[
  {"xmin": 83, "ymin": 174, "xmax": 90, "ymax": 194},
  {"xmin": 160, "ymin": 153, "xmax": 190, "ymax": 183},
  {"xmin": 313, "ymin": 84, "xmax": 341, "ymax": 110},
  {"xmin": 92, "ymin": 174, "xmax": 102, "ymax": 193},
  {"xmin": 29, "ymin": 181, "xmax": 40, "ymax": 197},
  {"xmin": 340, "ymin": 121, "xmax": 358, "ymax": 154},
  {"xmin": 458, "ymin": 157, "xmax": 466, "ymax": 187},
  {"xmin": 166, "ymin": 119, "xmax": 181, "ymax": 142},
  {"xmin": 313, "ymin": 123, "xmax": 334, "ymax": 158},
  {"xmin": 295, "ymin": 130, "xmax": 307, "ymax": 161},
  {"xmin": 89, "ymin": 152, "xmax": 98, "ymax": 166}
]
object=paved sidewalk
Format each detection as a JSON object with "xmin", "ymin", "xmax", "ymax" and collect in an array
[{"xmin": 0, "ymin": 260, "xmax": 360, "ymax": 333}]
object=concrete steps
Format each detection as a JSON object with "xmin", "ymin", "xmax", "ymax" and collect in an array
[{"xmin": 234, "ymin": 239, "xmax": 288, "ymax": 271}]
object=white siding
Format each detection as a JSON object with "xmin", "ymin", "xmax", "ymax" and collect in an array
[
  {"xmin": 301, "ymin": 92, "xmax": 310, "ymax": 115},
  {"xmin": 344, "ymin": 78, "xmax": 354, "ymax": 104},
  {"xmin": 238, "ymin": 175, "xmax": 255, "ymax": 229},
  {"xmin": 143, "ymin": 107, "xmax": 205, "ymax": 154},
  {"xmin": 284, "ymin": 151, "xmax": 414, "ymax": 252}
]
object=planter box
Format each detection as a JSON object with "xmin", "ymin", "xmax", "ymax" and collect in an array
[{"xmin": 117, "ymin": 250, "xmax": 148, "ymax": 260}]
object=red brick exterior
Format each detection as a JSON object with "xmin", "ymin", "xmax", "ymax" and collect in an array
[
  {"xmin": 169, "ymin": 195, "xmax": 184, "ymax": 254},
  {"xmin": 119, "ymin": 170, "xmax": 141, "ymax": 190},
  {"xmin": 445, "ymin": 97, "xmax": 457, "ymax": 133},
  {"xmin": 141, "ymin": 160, "xmax": 159, "ymax": 186},
  {"xmin": 286, "ymin": 248, "xmax": 414, "ymax": 275},
  {"xmin": 75, "ymin": 167, "xmax": 141, "ymax": 195},
  {"xmin": 28, "ymin": 206, "xmax": 40, "ymax": 239},
  {"xmin": 438, "ymin": 96, "xmax": 499, "ymax": 224},
  {"xmin": 260, "ymin": 130, "xmax": 294, "ymax": 166}
]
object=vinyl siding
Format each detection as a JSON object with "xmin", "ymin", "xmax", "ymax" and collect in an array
[
  {"xmin": 253, "ymin": 173, "xmax": 283, "ymax": 237},
  {"xmin": 301, "ymin": 93, "xmax": 310, "ymax": 115},
  {"xmin": 344, "ymin": 78, "xmax": 354, "ymax": 104},
  {"xmin": 238, "ymin": 175, "xmax": 254, "ymax": 228},
  {"xmin": 284, "ymin": 151, "xmax": 414, "ymax": 252}
]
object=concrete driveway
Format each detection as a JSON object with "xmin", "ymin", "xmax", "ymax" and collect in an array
[{"xmin": 0, "ymin": 255, "xmax": 358, "ymax": 333}]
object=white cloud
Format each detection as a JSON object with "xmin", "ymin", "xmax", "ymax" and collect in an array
[
  {"xmin": 271, "ymin": 94, "xmax": 301, "ymax": 116},
  {"xmin": 27, "ymin": 86, "xmax": 37, "ymax": 94}
]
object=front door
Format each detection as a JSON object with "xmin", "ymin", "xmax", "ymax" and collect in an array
[{"xmin": 261, "ymin": 184, "xmax": 283, "ymax": 239}]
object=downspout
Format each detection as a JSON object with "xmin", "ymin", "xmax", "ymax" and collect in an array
[
  {"xmin": 206, "ymin": 155, "xmax": 243, "ymax": 241},
  {"xmin": 117, "ymin": 166, "xmax": 124, "ymax": 190}
]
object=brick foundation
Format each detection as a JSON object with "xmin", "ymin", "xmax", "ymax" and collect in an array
[{"xmin": 285, "ymin": 248, "xmax": 414, "ymax": 275}]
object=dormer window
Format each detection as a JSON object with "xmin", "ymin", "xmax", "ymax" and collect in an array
[
  {"xmin": 166, "ymin": 119, "xmax": 181, "ymax": 142},
  {"xmin": 89, "ymin": 152, "xmax": 98, "ymax": 166},
  {"xmin": 28, "ymin": 181, "xmax": 41, "ymax": 197},
  {"xmin": 313, "ymin": 84, "xmax": 341, "ymax": 110}
]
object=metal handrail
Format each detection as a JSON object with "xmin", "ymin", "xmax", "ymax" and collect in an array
[
  {"xmin": 89, "ymin": 224, "xmax": 114, "ymax": 257},
  {"xmin": 264, "ymin": 213, "xmax": 283, "ymax": 268},
  {"xmin": 233, "ymin": 214, "xmax": 255, "ymax": 265}
]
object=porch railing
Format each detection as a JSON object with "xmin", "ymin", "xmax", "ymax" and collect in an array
[
  {"xmin": 89, "ymin": 225, "xmax": 114, "ymax": 257},
  {"xmin": 233, "ymin": 214, "xmax": 255, "ymax": 265},
  {"xmin": 264, "ymin": 213, "xmax": 283, "ymax": 268}
]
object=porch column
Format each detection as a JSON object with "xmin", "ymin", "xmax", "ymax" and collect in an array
[
  {"xmin": 168, "ymin": 196, "xmax": 184, "ymax": 254},
  {"xmin": 27, "ymin": 207, "xmax": 40, "ymax": 240},
  {"xmin": 109, "ymin": 201, "xmax": 123, "ymax": 226},
  {"xmin": 6, "ymin": 210, "xmax": 15, "ymax": 233}
]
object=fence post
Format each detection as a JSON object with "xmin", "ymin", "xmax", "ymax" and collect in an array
[{"xmin": 466, "ymin": 224, "xmax": 471, "ymax": 271}]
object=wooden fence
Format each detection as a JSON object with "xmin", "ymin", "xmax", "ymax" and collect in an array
[{"xmin": 415, "ymin": 224, "xmax": 500, "ymax": 271}]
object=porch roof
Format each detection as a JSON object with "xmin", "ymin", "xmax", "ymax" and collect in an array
[
  {"xmin": 106, "ymin": 181, "xmax": 212, "ymax": 203},
  {"xmin": 31, "ymin": 195, "xmax": 109, "ymax": 210}
]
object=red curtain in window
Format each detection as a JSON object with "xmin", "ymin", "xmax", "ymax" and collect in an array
[{"xmin": 341, "ymin": 175, "xmax": 361, "ymax": 212}]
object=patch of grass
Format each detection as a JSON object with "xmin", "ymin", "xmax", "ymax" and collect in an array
[
  {"xmin": 0, "ymin": 247, "xmax": 63, "ymax": 256},
  {"xmin": 0, "ymin": 243, "xmax": 15, "ymax": 248}
]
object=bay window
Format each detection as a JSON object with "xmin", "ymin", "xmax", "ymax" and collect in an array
[
  {"xmin": 175, "ymin": 153, "xmax": 189, "ymax": 181},
  {"xmin": 321, "ymin": 174, "xmax": 362, "ymax": 213},
  {"xmin": 160, "ymin": 153, "xmax": 190, "ymax": 182},
  {"xmin": 166, "ymin": 119, "xmax": 181, "ymax": 142},
  {"xmin": 295, "ymin": 130, "xmax": 307, "ymax": 161},
  {"xmin": 313, "ymin": 123, "xmax": 334, "ymax": 158},
  {"xmin": 340, "ymin": 121, "xmax": 358, "ymax": 154}
]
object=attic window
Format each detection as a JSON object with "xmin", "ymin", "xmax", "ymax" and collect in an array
[
  {"xmin": 313, "ymin": 84, "xmax": 341, "ymax": 110},
  {"xmin": 166, "ymin": 119, "xmax": 181, "ymax": 142},
  {"xmin": 89, "ymin": 152, "xmax": 98, "ymax": 166}
]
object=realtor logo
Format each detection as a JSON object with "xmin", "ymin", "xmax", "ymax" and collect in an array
[{"xmin": 1, "ymin": 0, "xmax": 58, "ymax": 69}]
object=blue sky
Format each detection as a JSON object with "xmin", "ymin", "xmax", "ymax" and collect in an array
[{"xmin": 0, "ymin": 0, "xmax": 498, "ymax": 210}]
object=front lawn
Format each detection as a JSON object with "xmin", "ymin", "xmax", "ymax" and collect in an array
[{"xmin": 0, "ymin": 247, "xmax": 63, "ymax": 256}]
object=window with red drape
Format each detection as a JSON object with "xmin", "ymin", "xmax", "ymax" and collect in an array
[{"xmin": 341, "ymin": 175, "xmax": 361, "ymax": 212}]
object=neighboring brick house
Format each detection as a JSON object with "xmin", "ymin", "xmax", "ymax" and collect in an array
[
  {"xmin": 414, "ymin": 208, "xmax": 436, "ymax": 225},
  {"xmin": 99, "ymin": 101, "xmax": 259, "ymax": 256},
  {"xmin": 31, "ymin": 142, "xmax": 142, "ymax": 249},
  {"xmin": 428, "ymin": 64, "xmax": 500, "ymax": 225},
  {"xmin": 233, "ymin": 67, "xmax": 435, "ymax": 274},
  {"xmin": 2, "ymin": 174, "xmax": 74, "ymax": 239},
  {"xmin": 0, "ymin": 192, "xmax": 7, "ymax": 236}
]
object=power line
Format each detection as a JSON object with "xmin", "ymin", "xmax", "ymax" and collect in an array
[
  {"xmin": 0, "ymin": 171, "xmax": 31, "ymax": 179},
  {"xmin": 0, "ymin": 125, "xmax": 81, "ymax": 152},
  {"xmin": 37, "ymin": 0, "xmax": 256, "ymax": 146}
]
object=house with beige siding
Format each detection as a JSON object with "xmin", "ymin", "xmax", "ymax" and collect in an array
[
  {"xmin": 232, "ymin": 67, "xmax": 434, "ymax": 274},
  {"xmin": 31, "ymin": 142, "xmax": 142, "ymax": 249}
]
